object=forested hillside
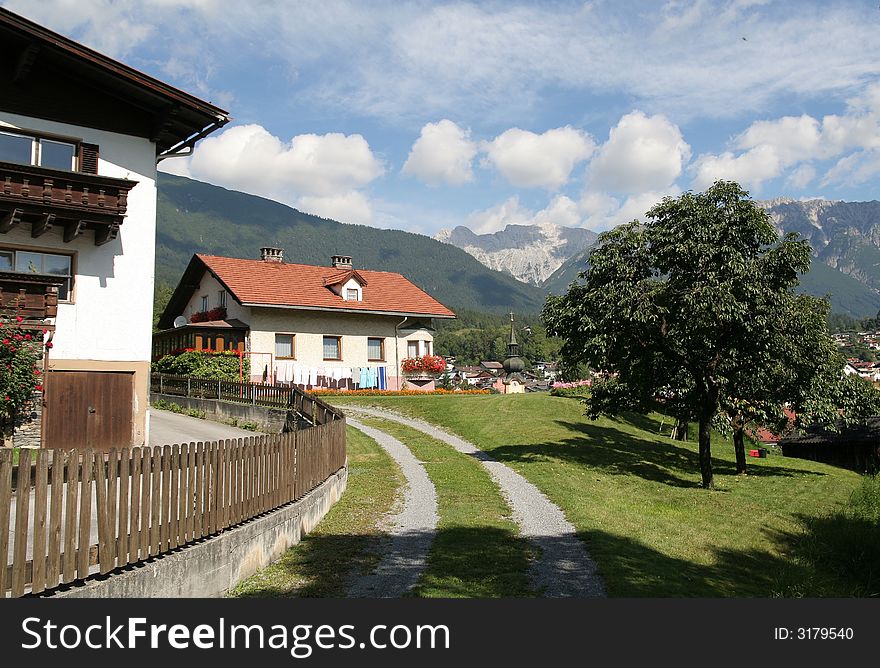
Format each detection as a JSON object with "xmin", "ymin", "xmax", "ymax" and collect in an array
[{"xmin": 156, "ymin": 174, "xmax": 546, "ymax": 315}]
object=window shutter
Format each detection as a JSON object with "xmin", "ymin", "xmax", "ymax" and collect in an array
[{"xmin": 79, "ymin": 143, "xmax": 99, "ymax": 174}]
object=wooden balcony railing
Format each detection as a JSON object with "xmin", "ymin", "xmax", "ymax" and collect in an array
[
  {"xmin": 0, "ymin": 160, "xmax": 138, "ymax": 246},
  {"xmin": 0, "ymin": 272, "xmax": 60, "ymax": 320}
]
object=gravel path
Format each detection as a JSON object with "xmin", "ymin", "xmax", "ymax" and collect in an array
[
  {"xmin": 341, "ymin": 406, "xmax": 605, "ymax": 598},
  {"xmin": 345, "ymin": 417, "xmax": 438, "ymax": 598}
]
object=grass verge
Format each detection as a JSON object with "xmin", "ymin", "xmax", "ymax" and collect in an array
[
  {"xmin": 357, "ymin": 416, "xmax": 534, "ymax": 598},
  {"xmin": 229, "ymin": 425, "xmax": 403, "ymax": 597},
  {"xmin": 332, "ymin": 394, "xmax": 868, "ymax": 597}
]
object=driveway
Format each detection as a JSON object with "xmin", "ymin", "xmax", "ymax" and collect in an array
[{"xmin": 149, "ymin": 409, "xmax": 264, "ymax": 446}]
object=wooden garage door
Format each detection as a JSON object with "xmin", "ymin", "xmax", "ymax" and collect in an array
[{"xmin": 44, "ymin": 371, "xmax": 134, "ymax": 450}]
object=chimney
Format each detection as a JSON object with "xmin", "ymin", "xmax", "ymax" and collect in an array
[
  {"xmin": 331, "ymin": 254, "xmax": 352, "ymax": 269},
  {"xmin": 260, "ymin": 247, "xmax": 284, "ymax": 263}
]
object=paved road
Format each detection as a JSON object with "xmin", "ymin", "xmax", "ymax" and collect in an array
[{"xmin": 148, "ymin": 409, "xmax": 263, "ymax": 446}]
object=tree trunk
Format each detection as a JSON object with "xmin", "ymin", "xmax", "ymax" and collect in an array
[
  {"xmin": 733, "ymin": 423, "xmax": 747, "ymax": 475},
  {"xmin": 675, "ymin": 418, "xmax": 688, "ymax": 441},
  {"xmin": 698, "ymin": 413, "xmax": 714, "ymax": 489}
]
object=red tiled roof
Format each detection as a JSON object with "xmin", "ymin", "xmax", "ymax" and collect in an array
[{"xmin": 197, "ymin": 255, "xmax": 455, "ymax": 318}]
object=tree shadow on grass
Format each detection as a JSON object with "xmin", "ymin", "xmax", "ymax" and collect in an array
[
  {"xmin": 233, "ymin": 525, "xmax": 536, "ymax": 599},
  {"xmin": 485, "ymin": 418, "xmax": 824, "ymax": 489},
  {"xmin": 235, "ymin": 518, "xmax": 878, "ymax": 598}
]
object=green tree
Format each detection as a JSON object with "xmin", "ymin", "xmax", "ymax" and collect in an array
[{"xmin": 544, "ymin": 181, "xmax": 818, "ymax": 489}]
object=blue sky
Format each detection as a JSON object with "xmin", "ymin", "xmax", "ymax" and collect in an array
[{"xmin": 7, "ymin": 0, "xmax": 880, "ymax": 236}]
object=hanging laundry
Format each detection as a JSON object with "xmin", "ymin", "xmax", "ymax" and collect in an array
[
  {"xmin": 378, "ymin": 366, "xmax": 386, "ymax": 390},
  {"xmin": 359, "ymin": 366, "xmax": 369, "ymax": 387}
]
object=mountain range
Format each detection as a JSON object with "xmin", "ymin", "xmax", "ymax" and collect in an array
[
  {"xmin": 437, "ymin": 198, "xmax": 880, "ymax": 318},
  {"xmin": 155, "ymin": 174, "xmax": 880, "ymax": 318},
  {"xmin": 434, "ymin": 223, "xmax": 597, "ymax": 286}
]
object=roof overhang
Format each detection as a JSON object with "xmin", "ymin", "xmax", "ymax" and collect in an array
[
  {"xmin": 0, "ymin": 8, "xmax": 230, "ymax": 155},
  {"xmin": 243, "ymin": 302, "xmax": 456, "ymax": 319}
]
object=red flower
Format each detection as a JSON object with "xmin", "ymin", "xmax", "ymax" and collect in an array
[
  {"xmin": 15, "ymin": 316, "xmax": 22, "ymax": 323},
  {"xmin": 2, "ymin": 339, "xmax": 8, "ymax": 345},
  {"xmin": 3, "ymin": 396, "xmax": 9, "ymax": 401},
  {"xmin": 24, "ymin": 334, "xmax": 31, "ymax": 341},
  {"xmin": 45, "ymin": 342, "xmax": 53, "ymax": 349},
  {"xmin": 34, "ymin": 385, "xmax": 42, "ymax": 391}
]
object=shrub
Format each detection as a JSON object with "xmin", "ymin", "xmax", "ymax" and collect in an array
[
  {"xmin": 0, "ymin": 317, "xmax": 45, "ymax": 418},
  {"xmin": 550, "ymin": 379, "xmax": 592, "ymax": 398},
  {"xmin": 152, "ymin": 349, "xmax": 247, "ymax": 380}
]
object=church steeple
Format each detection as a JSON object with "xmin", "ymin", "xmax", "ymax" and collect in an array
[{"xmin": 502, "ymin": 312, "xmax": 525, "ymax": 375}]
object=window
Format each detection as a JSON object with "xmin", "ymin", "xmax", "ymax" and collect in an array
[
  {"xmin": 0, "ymin": 248, "xmax": 73, "ymax": 300},
  {"xmin": 200, "ymin": 295, "xmax": 208, "ymax": 312},
  {"xmin": 275, "ymin": 334, "xmax": 295, "ymax": 359},
  {"xmin": 368, "ymin": 337, "xmax": 384, "ymax": 361},
  {"xmin": 323, "ymin": 335, "xmax": 341, "ymax": 360},
  {"xmin": 346, "ymin": 288, "xmax": 359, "ymax": 301},
  {"xmin": 407, "ymin": 340, "xmax": 419, "ymax": 358},
  {"xmin": 0, "ymin": 130, "xmax": 77, "ymax": 171},
  {"xmin": 218, "ymin": 290, "xmax": 227, "ymax": 308},
  {"xmin": 424, "ymin": 340, "xmax": 432, "ymax": 356}
]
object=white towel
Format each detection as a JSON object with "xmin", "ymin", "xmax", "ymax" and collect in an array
[{"xmin": 309, "ymin": 367, "xmax": 318, "ymax": 386}]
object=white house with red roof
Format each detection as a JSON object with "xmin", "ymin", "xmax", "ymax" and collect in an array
[{"xmin": 155, "ymin": 248, "xmax": 456, "ymax": 391}]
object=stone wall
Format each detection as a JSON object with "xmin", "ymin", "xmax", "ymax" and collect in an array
[
  {"xmin": 150, "ymin": 392, "xmax": 293, "ymax": 433},
  {"xmin": 1, "ymin": 391, "xmax": 42, "ymax": 448}
]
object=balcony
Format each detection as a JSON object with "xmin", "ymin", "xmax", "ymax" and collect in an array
[
  {"xmin": 0, "ymin": 160, "xmax": 138, "ymax": 246},
  {"xmin": 0, "ymin": 271, "xmax": 59, "ymax": 320}
]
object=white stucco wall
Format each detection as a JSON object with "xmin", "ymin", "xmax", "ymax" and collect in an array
[
  {"xmin": 181, "ymin": 270, "xmax": 250, "ymax": 323},
  {"xmin": 0, "ymin": 112, "xmax": 157, "ymax": 363},
  {"xmin": 247, "ymin": 307, "xmax": 435, "ymax": 387}
]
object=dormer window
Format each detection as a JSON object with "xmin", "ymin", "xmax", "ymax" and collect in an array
[{"xmin": 346, "ymin": 288, "xmax": 359, "ymax": 301}]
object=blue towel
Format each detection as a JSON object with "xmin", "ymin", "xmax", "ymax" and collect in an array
[
  {"xmin": 359, "ymin": 366, "xmax": 369, "ymax": 387},
  {"xmin": 378, "ymin": 366, "xmax": 386, "ymax": 390}
]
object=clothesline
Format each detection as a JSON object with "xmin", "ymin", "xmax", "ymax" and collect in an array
[{"xmin": 273, "ymin": 362, "xmax": 389, "ymax": 390}]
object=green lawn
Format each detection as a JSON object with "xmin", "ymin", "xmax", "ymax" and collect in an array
[
  {"xmin": 229, "ymin": 426, "xmax": 404, "ymax": 597},
  {"xmin": 331, "ymin": 393, "xmax": 875, "ymax": 597},
  {"xmin": 356, "ymin": 416, "xmax": 534, "ymax": 598}
]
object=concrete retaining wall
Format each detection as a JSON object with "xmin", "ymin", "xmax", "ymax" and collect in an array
[
  {"xmin": 40, "ymin": 465, "xmax": 347, "ymax": 598},
  {"xmin": 150, "ymin": 392, "xmax": 292, "ymax": 433}
]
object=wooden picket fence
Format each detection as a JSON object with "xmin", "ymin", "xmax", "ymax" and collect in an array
[
  {"xmin": 1, "ymin": 417, "xmax": 346, "ymax": 598},
  {"xmin": 153, "ymin": 374, "xmax": 296, "ymax": 411}
]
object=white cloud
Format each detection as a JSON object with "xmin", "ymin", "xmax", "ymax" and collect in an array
[
  {"xmin": 481, "ymin": 127, "xmax": 594, "ymax": 190},
  {"xmin": 578, "ymin": 189, "xmax": 677, "ymax": 231},
  {"xmin": 158, "ymin": 124, "xmax": 383, "ymax": 223},
  {"xmin": 296, "ymin": 192, "xmax": 373, "ymax": 225},
  {"xmin": 402, "ymin": 119, "xmax": 477, "ymax": 186},
  {"xmin": 786, "ymin": 164, "xmax": 816, "ymax": 189},
  {"xmin": 822, "ymin": 149, "xmax": 880, "ymax": 187},
  {"xmin": 691, "ymin": 145, "xmax": 782, "ymax": 191},
  {"xmin": 589, "ymin": 111, "xmax": 690, "ymax": 195},
  {"xmin": 466, "ymin": 195, "xmax": 586, "ymax": 235},
  {"xmin": 692, "ymin": 83, "xmax": 880, "ymax": 190},
  {"xmin": 7, "ymin": 1, "xmax": 880, "ymax": 123}
]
